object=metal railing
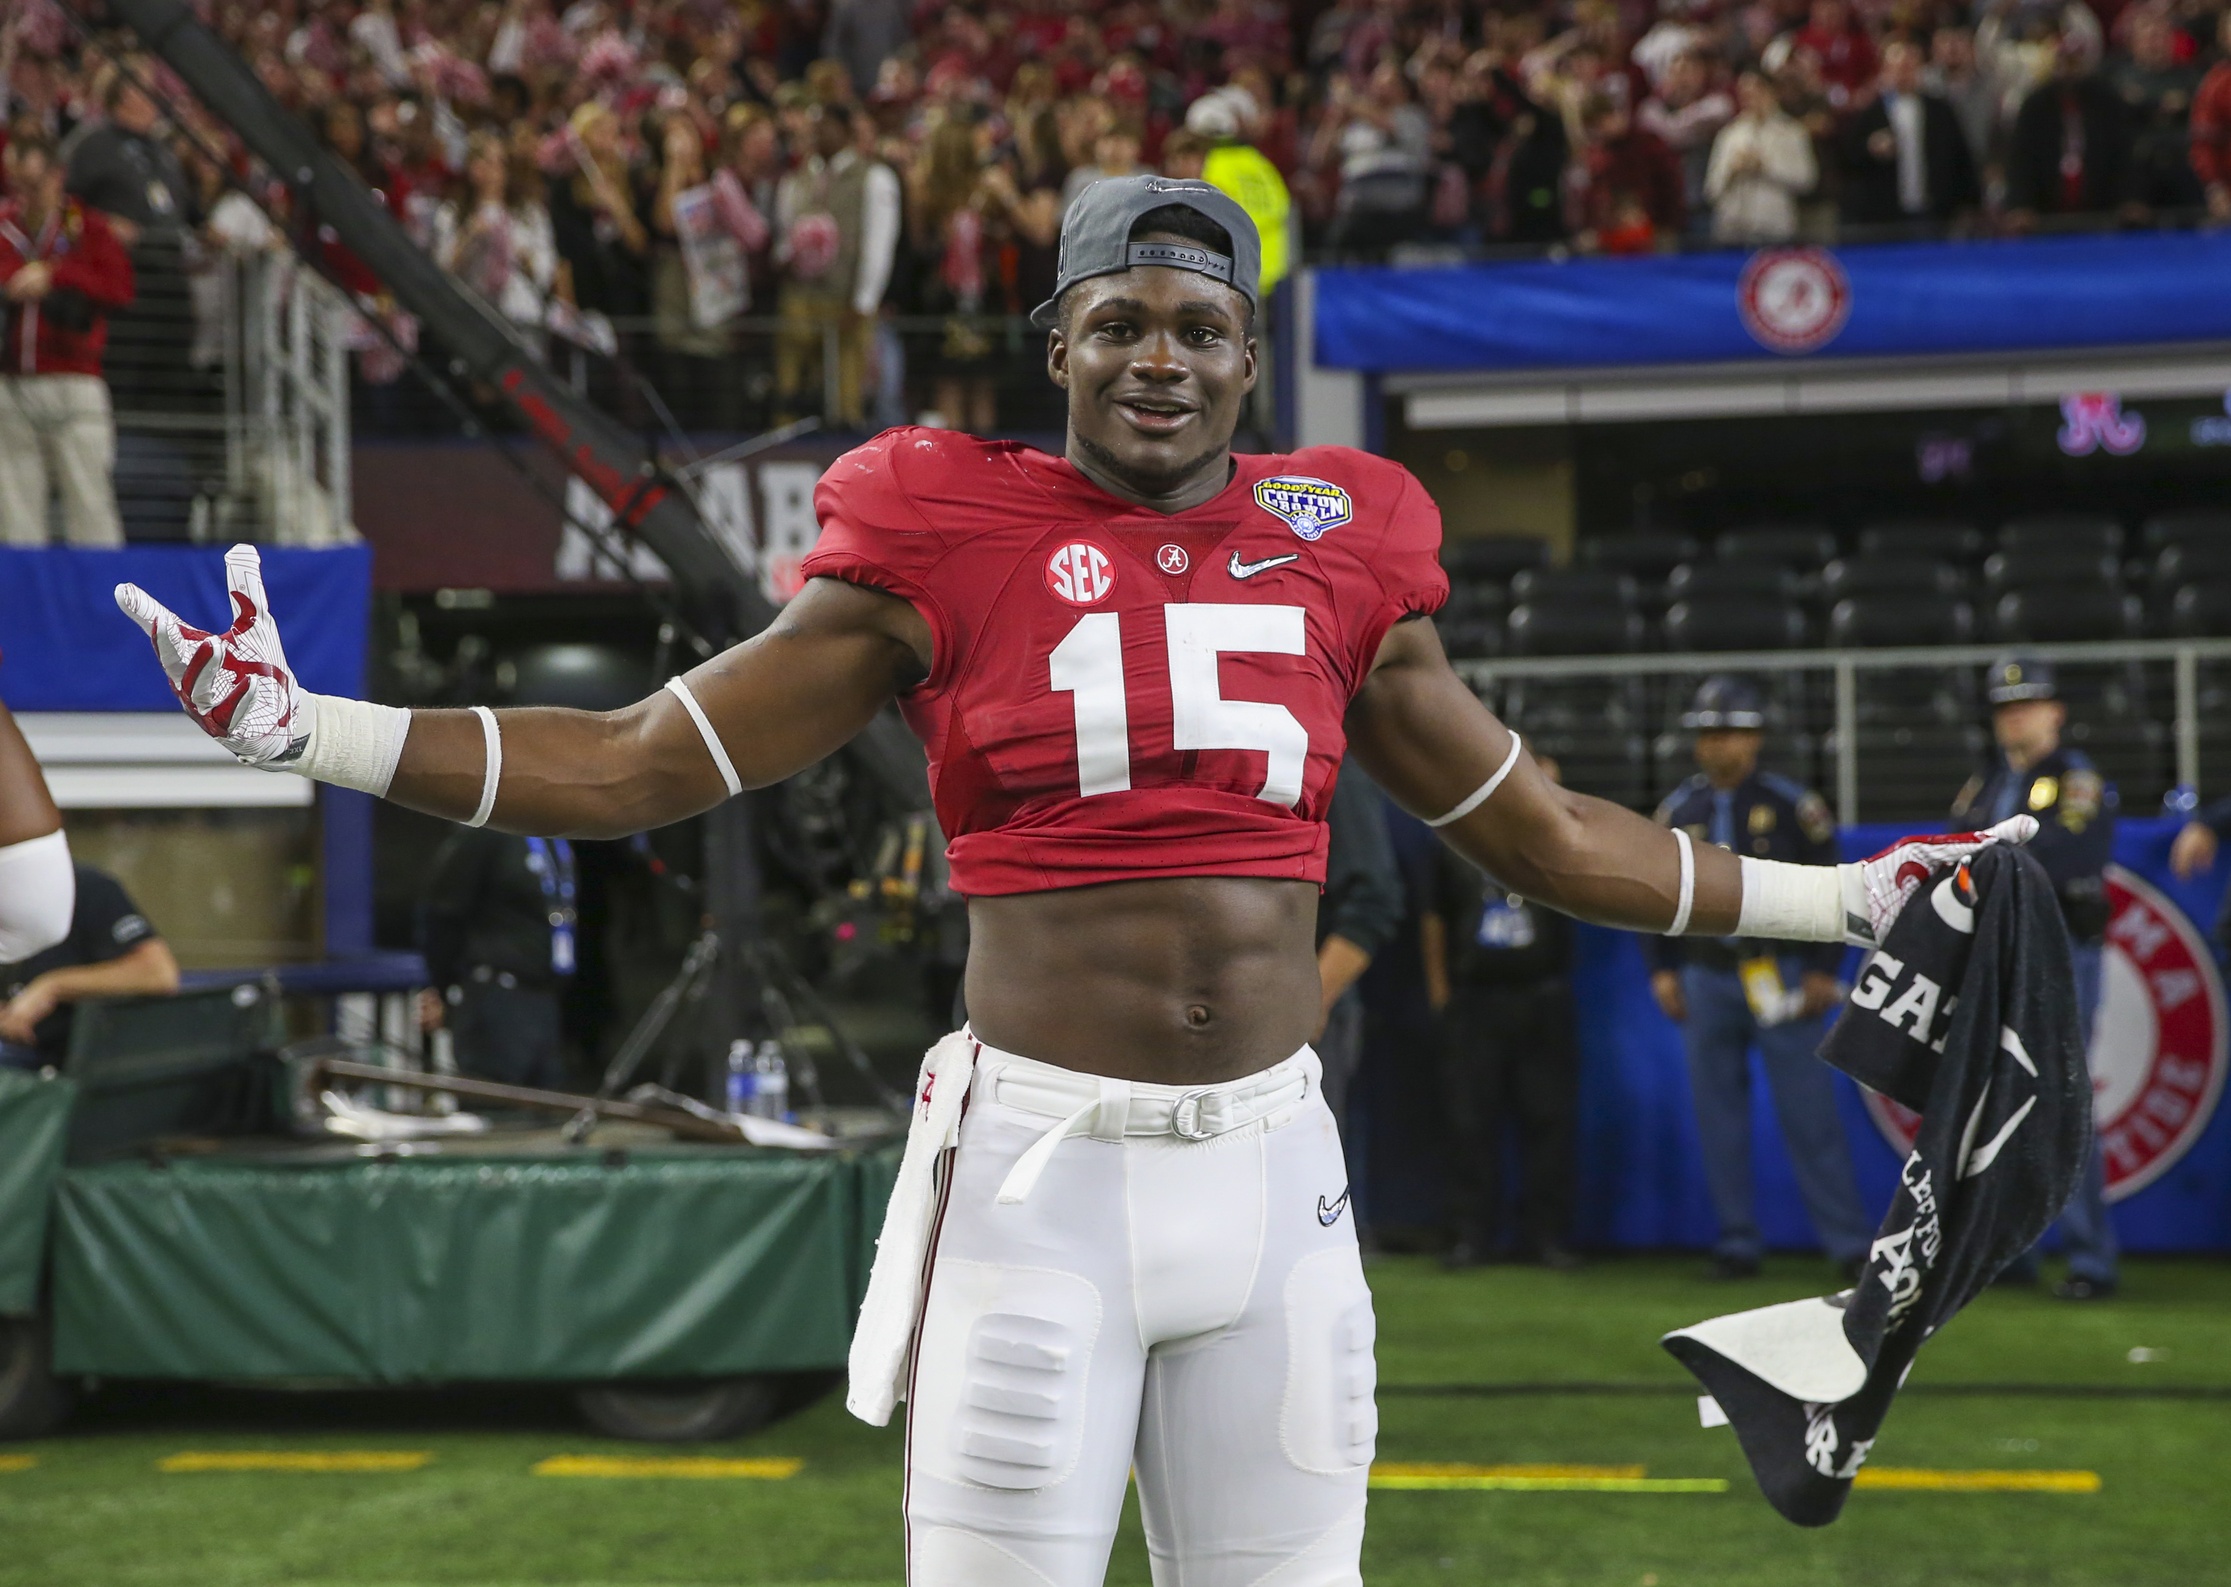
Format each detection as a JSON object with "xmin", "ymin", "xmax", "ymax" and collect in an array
[
  {"xmin": 106, "ymin": 243, "xmax": 355, "ymax": 544},
  {"xmin": 1454, "ymin": 637, "xmax": 2231, "ymax": 823}
]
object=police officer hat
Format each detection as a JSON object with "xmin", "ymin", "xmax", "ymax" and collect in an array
[
  {"xmin": 1681, "ymin": 675, "xmax": 1768, "ymax": 730},
  {"xmin": 1985, "ymin": 654, "xmax": 2057, "ymax": 706}
]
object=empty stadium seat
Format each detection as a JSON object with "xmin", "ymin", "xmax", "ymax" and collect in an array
[
  {"xmin": 1510, "ymin": 568, "xmax": 1638, "ymax": 606},
  {"xmin": 1434, "ymin": 582, "xmax": 1506, "ymax": 659},
  {"xmin": 2142, "ymin": 509, "xmax": 2231, "ymax": 550},
  {"xmin": 1836, "ymin": 722, "xmax": 1989, "ymax": 822},
  {"xmin": 1665, "ymin": 562, "xmax": 1797, "ymax": 601},
  {"xmin": 1856, "ymin": 520, "xmax": 1985, "ymax": 561},
  {"xmin": 1992, "ymin": 587, "xmax": 2142, "ymax": 642},
  {"xmin": 2170, "ymin": 583, "xmax": 2231, "ymax": 637},
  {"xmin": 1829, "ymin": 594, "xmax": 1975, "ymax": 647},
  {"xmin": 1981, "ymin": 548, "xmax": 2123, "ymax": 594},
  {"xmin": 2151, "ymin": 541, "xmax": 2231, "ymax": 597},
  {"xmin": 1820, "ymin": 557, "xmax": 1963, "ymax": 602},
  {"xmin": 1997, "ymin": 513, "xmax": 2124, "ymax": 555},
  {"xmin": 1715, "ymin": 526, "xmax": 1839, "ymax": 569},
  {"xmin": 1506, "ymin": 599, "xmax": 1646, "ymax": 655},
  {"xmin": 1441, "ymin": 535, "xmax": 1552, "ymax": 582},
  {"xmin": 1663, "ymin": 597, "xmax": 1807, "ymax": 651},
  {"xmin": 1577, "ymin": 533, "xmax": 1701, "ymax": 582}
]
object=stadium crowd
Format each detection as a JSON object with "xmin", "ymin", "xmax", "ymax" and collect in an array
[{"xmin": 3, "ymin": 0, "xmax": 2231, "ymax": 432}]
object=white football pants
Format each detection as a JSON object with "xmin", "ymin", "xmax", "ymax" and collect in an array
[{"xmin": 904, "ymin": 1039, "xmax": 1377, "ymax": 1587}]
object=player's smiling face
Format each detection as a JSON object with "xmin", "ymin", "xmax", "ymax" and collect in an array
[{"xmin": 1049, "ymin": 250, "xmax": 1257, "ymax": 511}]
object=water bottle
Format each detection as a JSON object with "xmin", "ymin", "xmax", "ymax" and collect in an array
[
  {"xmin": 725, "ymin": 1039, "xmax": 757, "ymax": 1116},
  {"xmin": 754, "ymin": 1040, "xmax": 791, "ymax": 1122}
]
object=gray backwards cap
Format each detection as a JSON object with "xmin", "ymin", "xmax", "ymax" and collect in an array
[{"xmin": 1028, "ymin": 175, "xmax": 1261, "ymax": 329}]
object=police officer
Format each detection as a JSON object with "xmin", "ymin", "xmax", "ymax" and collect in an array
[
  {"xmin": 1952, "ymin": 655, "xmax": 2119, "ymax": 1299},
  {"xmin": 416, "ymin": 829, "xmax": 578, "ymax": 1091},
  {"xmin": 1653, "ymin": 677, "xmax": 1872, "ymax": 1280}
]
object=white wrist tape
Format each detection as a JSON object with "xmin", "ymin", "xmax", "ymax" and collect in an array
[
  {"xmin": 294, "ymin": 693, "xmax": 412, "ymax": 797},
  {"xmin": 665, "ymin": 676, "xmax": 742, "ymax": 798},
  {"xmin": 1667, "ymin": 827, "xmax": 1696, "ymax": 935},
  {"xmin": 1425, "ymin": 732, "xmax": 1522, "ymax": 829},
  {"xmin": 467, "ymin": 706, "xmax": 502, "ymax": 828},
  {"xmin": 1737, "ymin": 855, "xmax": 1848, "ymax": 943},
  {"xmin": 0, "ymin": 828, "xmax": 74, "ymax": 961}
]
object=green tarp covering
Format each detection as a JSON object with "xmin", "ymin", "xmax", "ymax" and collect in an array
[
  {"xmin": 0, "ymin": 1068, "xmax": 76, "ymax": 1317},
  {"xmin": 51, "ymin": 1145, "xmax": 901, "ymax": 1382}
]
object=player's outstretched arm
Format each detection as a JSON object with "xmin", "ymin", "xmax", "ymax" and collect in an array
[
  {"xmin": 1347, "ymin": 618, "xmax": 1742, "ymax": 934},
  {"xmin": 1347, "ymin": 617, "xmax": 2032, "ymax": 946},
  {"xmin": 117, "ymin": 549, "xmax": 928, "ymax": 840}
]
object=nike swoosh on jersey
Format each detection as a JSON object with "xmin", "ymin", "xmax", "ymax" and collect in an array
[
  {"xmin": 1317, "ymin": 1187, "xmax": 1351, "ymax": 1227},
  {"xmin": 1229, "ymin": 550, "xmax": 1302, "ymax": 580}
]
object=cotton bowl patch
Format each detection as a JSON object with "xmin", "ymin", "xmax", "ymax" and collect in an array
[{"xmin": 1254, "ymin": 476, "xmax": 1352, "ymax": 541}]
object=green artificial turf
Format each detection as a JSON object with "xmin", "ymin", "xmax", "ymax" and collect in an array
[{"xmin": 4, "ymin": 1256, "xmax": 2227, "ymax": 1587}]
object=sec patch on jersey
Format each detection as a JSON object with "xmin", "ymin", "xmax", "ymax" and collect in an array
[{"xmin": 1254, "ymin": 476, "xmax": 1353, "ymax": 541}]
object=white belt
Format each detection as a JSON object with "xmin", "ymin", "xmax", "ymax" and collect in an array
[{"xmin": 986, "ymin": 1045, "xmax": 1315, "ymax": 1206}]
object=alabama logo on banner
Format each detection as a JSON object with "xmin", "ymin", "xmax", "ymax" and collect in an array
[
  {"xmin": 1864, "ymin": 865, "xmax": 2229, "ymax": 1201},
  {"xmin": 1737, "ymin": 247, "xmax": 1851, "ymax": 355}
]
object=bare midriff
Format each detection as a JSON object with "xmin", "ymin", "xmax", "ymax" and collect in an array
[{"xmin": 964, "ymin": 875, "xmax": 1323, "ymax": 1084}]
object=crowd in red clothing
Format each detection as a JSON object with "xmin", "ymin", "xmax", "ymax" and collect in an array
[{"xmin": 4, "ymin": 0, "xmax": 2230, "ymax": 435}]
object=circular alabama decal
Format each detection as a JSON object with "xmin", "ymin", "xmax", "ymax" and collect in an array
[
  {"xmin": 1738, "ymin": 247, "xmax": 1851, "ymax": 355},
  {"xmin": 1157, "ymin": 544, "xmax": 1189, "ymax": 575},
  {"xmin": 1862, "ymin": 864, "xmax": 2228, "ymax": 1202},
  {"xmin": 1044, "ymin": 541, "xmax": 1115, "ymax": 606}
]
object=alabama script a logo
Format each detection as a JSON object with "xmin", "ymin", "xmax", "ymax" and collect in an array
[{"xmin": 1864, "ymin": 865, "xmax": 2228, "ymax": 1200}]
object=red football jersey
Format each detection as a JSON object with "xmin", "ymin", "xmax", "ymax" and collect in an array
[{"xmin": 801, "ymin": 428, "xmax": 1448, "ymax": 896}]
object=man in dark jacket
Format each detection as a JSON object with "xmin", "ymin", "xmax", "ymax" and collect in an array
[
  {"xmin": 63, "ymin": 59, "xmax": 197, "ymax": 422},
  {"xmin": 1426, "ymin": 754, "xmax": 1580, "ymax": 1269},
  {"xmin": 1840, "ymin": 40, "xmax": 1980, "ymax": 234},
  {"xmin": 2005, "ymin": 30, "xmax": 2136, "ymax": 225},
  {"xmin": 1949, "ymin": 656, "xmax": 2118, "ymax": 1298},
  {"xmin": 1315, "ymin": 758, "xmax": 1405, "ymax": 1137},
  {"xmin": 416, "ymin": 828, "xmax": 579, "ymax": 1090}
]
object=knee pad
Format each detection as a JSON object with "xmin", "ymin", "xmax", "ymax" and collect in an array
[
  {"xmin": 912, "ymin": 1525, "xmax": 1060, "ymax": 1587},
  {"xmin": 1244, "ymin": 1499, "xmax": 1367, "ymax": 1587},
  {"xmin": 910, "ymin": 1260, "xmax": 1101, "ymax": 1491},
  {"xmin": 1280, "ymin": 1250, "xmax": 1377, "ymax": 1475}
]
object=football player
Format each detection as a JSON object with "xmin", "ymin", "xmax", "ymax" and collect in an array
[{"xmin": 117, "ymin": 177, "xmax": 2029, "ymax": 1587}]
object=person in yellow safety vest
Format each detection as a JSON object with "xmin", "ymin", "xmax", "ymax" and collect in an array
[{"xmin": 1184, "ymin": 92, "xmax": 1291, "ymax": 290}]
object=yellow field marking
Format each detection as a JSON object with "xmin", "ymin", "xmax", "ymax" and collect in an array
[
  {"xmin": 0, "ymin": 1454, "xmax": 36, "ymax": 1473},
  {"xmin": 532, "ymin": 1456, "xmax": 804, "ymax": 1480},
  {"xmin": 1371, "ymin": 1463, "xmax": 1724, "ymax": 1493},
  {"xmin": 159, "ymin": 1451, "xmax": 432, "ymax": 1474},
  {"xmin": 1375, "ymin": 1463, "xmax": 1647, "ymax": 1481},
  {"xmin": 1854, "ymin": 1467, "xmax": 2102, "ymax": 1494}
]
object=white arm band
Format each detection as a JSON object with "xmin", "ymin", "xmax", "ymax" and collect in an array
[
  {"xmin": 294, "ymin": 693, "xmax": 412, "ymax": 797},
  {"xmin": 1425, "ymin": 732, "xmax": 1523, "ymax": 829},
  {"xmin": 0, "ymin": 828, "xmax": 74, "ymax": 961},
  {"xmin": 1737, "ymin": 855, "xmax": 1848, "ymax": 943},
  {"xmin": 467, "ymin": 705, "xmax": 502, "ymax": 828},
  {"xmin": 1667, "ymin": 827, "xmax": 1695, "ymax": 936},
  {"xmin": 665, "ymin": 676, "xmax": 742, "ymax": 798}
]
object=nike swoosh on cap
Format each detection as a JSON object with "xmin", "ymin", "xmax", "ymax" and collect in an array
[{"xmin": 1229, "ymin": 550, "xmax": 1302, "ymax": 580}]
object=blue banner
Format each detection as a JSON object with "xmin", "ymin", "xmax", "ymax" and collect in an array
[
  {"xmin": 0, "ymin": 546, "xmax": 371, "ymax": 712},
  {"xmin": 1567, "ymin": 818, "xmax": 2231, "ymax": 1254},
  {"xmin": 1314, "ymin": 232, "xmax": 2231, "ymax": 374}
]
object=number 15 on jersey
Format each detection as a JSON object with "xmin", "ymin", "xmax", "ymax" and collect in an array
[{"xmin": 1049, "ymin": 604, "xmax": 1310, "ymax": 807}]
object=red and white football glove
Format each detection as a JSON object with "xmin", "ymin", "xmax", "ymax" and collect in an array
[
  {"xmin": 1839, "ymin": 815, "xmax": 2037, "ymax": 945},
  {"xmin": 115, "ymin": 544, "xmax": 313, "ymax": 771}
]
